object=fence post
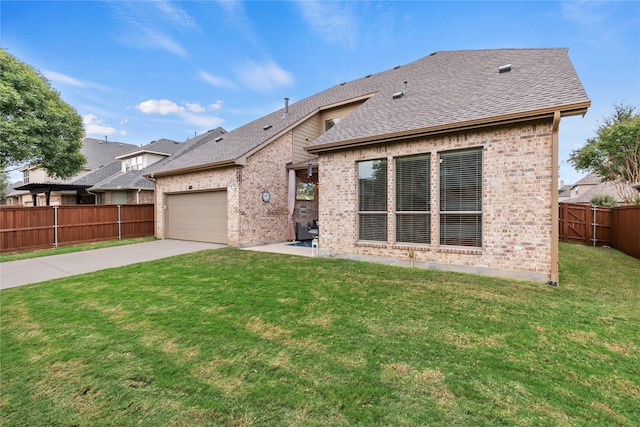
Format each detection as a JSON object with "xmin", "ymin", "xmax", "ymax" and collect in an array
[
  {"xmin": 117, "ymin": 205, "xmax": 122, "ymax": 240},
  {"xmin": 54, "ymin": 205, "xmax": 59, "ymax": 248},
  {"xmin": 592, "ymin": 205, "xmax": 597, "ymax": 246}
]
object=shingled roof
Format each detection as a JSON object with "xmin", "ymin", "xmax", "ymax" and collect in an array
[
  {"xmin": 81, "ymin": 138, "xmax": 139, "ymax": 169},
  {"xmin": 148, "ymin": 48, "xmax": 590, "ymax": 176}
]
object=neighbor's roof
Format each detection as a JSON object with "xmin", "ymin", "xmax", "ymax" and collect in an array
[
  {"xmin": 81, "ymin": 138, "xmax": 139, "ymax": 169},
  {"xmin": 563, "ymin": 180, "xmax": 629, "ymax": 204},
  {"xmin": 19, "ymin": 137, "xmax": 139, "ymax": 173},
  {"xmin": 115, "ymin": 138, "xmax": 184, "ymax": 159},
  {"xmin": 71, "ymin": 161, "xmax": 122, "ymax": 186},
  {"xmin": 89, "ymin": 169, "xmax": 155, "ymax": 191},
  {"xmin": 86, "ymin": 130, "xmax": 227, "ymax": 190},
  {"xmin": 570, "ymin": 172, "xmax": 602, "ymax": 188},
  {"xmin": 148, "ymin": 48, "xmax": 590, "ymax": 176}
]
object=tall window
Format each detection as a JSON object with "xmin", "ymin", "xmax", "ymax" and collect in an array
[
  {"xmin": 358, "ymin": 159, "xmax": 387, "ymax": 241},
  {"xmin": 396, "ymin": 154, "xmax": 430, "ymax": 244},
  {"xmin": 439, "ymin": 149, "xmax": 482, "ymax": 247},
  {"xmin": 23, "ymin": 170, "xmax": 29, "ymax": 184}
]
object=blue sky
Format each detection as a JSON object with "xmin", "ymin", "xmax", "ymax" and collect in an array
[{"xmin": 2, "ymin": 0, "xmax": 639, "ymax": 185}]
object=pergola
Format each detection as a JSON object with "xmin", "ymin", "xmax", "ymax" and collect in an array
[{"xmin": 14, "ymin": 183, "xmax": 93, "ymax": 206}]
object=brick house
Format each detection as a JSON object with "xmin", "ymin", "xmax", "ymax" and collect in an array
[{"xmin": 146, "ymin": 48, "xmax": 590, "ymax": 283}]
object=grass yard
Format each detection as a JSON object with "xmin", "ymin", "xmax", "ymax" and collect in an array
[{"xmin": 1, "ymin": 243, "xmax": 638, "ymax": 426}]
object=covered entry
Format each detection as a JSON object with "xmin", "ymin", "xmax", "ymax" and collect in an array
[{"xmin": 166, "ymin": 191, "xmax": 228, "ymax": 244}]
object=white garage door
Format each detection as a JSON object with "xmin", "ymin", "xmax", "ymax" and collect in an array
[{"xmin": 166, "ymin": 191, "xmax": 228, "ymax": 244}]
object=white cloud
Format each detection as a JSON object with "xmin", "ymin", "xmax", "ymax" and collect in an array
[
  {"xmin": 199, "ymin": 71, "xmax": 236, "ymax": 89},
  {"xmin": 182, "ymin": 112, "xmax": 225, "ymax": 129},
  {"xmin": 133, "ymin": 99, "xmax": 224, "ymax": 133},
  {"xmin": 44, "ymin": 70, "xmax": 85, "ymax": 88},
  {"xmin": 154, "ymin": 0, "xmax": 199, "ymax": 30},
  {"xmin": 185, "ymin": 103, "xmax": 206, "ymax": 113},
  {"xmin": 562, "ymin": 1, "xmax": 612, "ymax": 26},
  {"xmin": 236, "ymin": 60, "xmax": 295, "ymax": 93},
  {"xmin": 108, "ymin": 2, "xmax": 192, "ymax": 58},
  {"xmin": 294, "ymin": 0, "xmax": 357, "ymax": 48},
  {"xmin": 43, "ymin": 71, "xmax": 109, "ymax": 91},
  {"xmin": 83, "ymin": 114, "xmax": 117, "ymax": 136},
  {"xmin": 136, "ymin": 99, "xmax": 185, "ymax": 115},
  {"xmin": 142, "ymin": 28, "xmax": 188, "ymax": 57},
  {"xmin": 209, "ymin": 100, "xmax": 224, "ymax": 111}
]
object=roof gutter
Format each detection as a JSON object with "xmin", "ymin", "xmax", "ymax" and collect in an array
[{"xmin": 306, "ymin": 101, "xmax": 591, "ymax": 154}]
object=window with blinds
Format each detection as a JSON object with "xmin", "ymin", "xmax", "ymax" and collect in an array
[
  {"xmin": 395, "ymin": 154, "xmax": 430, "ymax": 244},
  {"xmin": 439, "ymin": 149, "xmax": 482, "ymax": 247},
  {"xmin": 358, "ymin": 159, "xmax": 388, "ymax": 241}
]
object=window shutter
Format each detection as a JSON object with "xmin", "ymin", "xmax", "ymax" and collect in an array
[
  {"xmin": 358, "ymin": 160, "xmax": 388, "ymax": 241},
  {"xmin": 396, "ymin": 154, "xmax": 430, "ymax": 244}
]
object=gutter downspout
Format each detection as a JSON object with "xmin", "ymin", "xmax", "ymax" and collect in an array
[
  {"xmin": 550, "ymin": 111, "xmax": 561, "ymax": 286},
  {"xmin": 86, "ymin": 189, "xmax": 100, "ymax": 205}
]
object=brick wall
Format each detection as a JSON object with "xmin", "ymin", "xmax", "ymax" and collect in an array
[
  {"xmin": 126, "ymin": 190, "xmax": 154, "ymax": 205},
  {"xmin": 318, "ymin": 120, "xmax": 555, "ymax": 282},
  {"xmin": 153, "ymin": 132, "xmax": 294, "ymax": 247}
]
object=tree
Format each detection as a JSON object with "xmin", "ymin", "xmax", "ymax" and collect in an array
[
  {"xmin": 0, "ymin": 170, "xmax": 9, "ymax": 201},
  {"xmin": 569, "ymin": 103, "xmax": 640, "ymax": 205},
  {"xmin": 590, "ymin": 193, "xmax": 617, "ymax": 208},
  {"xmin": 0, "ymin": 48, "xmax": 85, "ymax": 180}
]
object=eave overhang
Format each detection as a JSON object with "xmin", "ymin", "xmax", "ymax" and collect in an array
[
  {"xmin": 116, "ymin": 150, "xmax": 171, "ymax": 159},
  {"xmin": 144, "ymin": 159, "xmax": 240, "ymax": 178},
  {"xmin": 306, "ymin": 101, "xmax": 591, "ymax": 154}
]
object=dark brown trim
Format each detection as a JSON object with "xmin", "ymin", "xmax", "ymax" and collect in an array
[
  {"xmin": 306, "ymin": 102, "xmax": 591, "ymax": 154},
  {"xmin": 145, "ymin": 160, "xmax": 239, "ymax": 178}
]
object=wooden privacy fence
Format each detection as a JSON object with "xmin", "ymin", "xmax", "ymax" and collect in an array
[
  {"xmin": 559, "ymin": 203, "xmax": 640, "ymax": 260},
  {"xmin": 0, "ymin": 204, "xmax": 154, "ymax": 253}
]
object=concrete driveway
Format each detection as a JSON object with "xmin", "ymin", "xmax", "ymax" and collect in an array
[{"xmin": 0, "ymin": 239, "xmax": 224, "ymax": 290}]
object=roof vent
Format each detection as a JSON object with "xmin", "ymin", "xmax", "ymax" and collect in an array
[
  {"xmin": 499, "ymin": 64, "xmax": 512, "ymax": 74},
  {"xmin": 365, "ymin": 74, "xmax": 372, "ymax": 78},
  {"xmin": 215, "ymin": 137, "xmax": 223, "ymax": 142},
  {"xmin": 394, "ymin": 65, "xmax": 401, "ymax": 69},
  {"xmin": 392, "ymin": 80, "xmax": 408, "ymax": 99},
  {"xmin": 263, "ymin": 124, "xmax": 272, "ymax": 131},
  {"xmin": 282, "ymin": 98, "xmax": 289, "ymax": 118}
]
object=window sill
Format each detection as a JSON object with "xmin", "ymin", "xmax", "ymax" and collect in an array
[
  {"xmin": 392, "ymin": 243, "xmax": 431, "ymax": 252},
  {"xmin": 355, "ymin": 241, "xmax": 388, "ymax": 248},
  {"xmin": 437, "ymin": 246, "xmax": 482, "ymax": 255}
]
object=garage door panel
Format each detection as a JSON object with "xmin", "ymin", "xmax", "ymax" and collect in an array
[{"xmin": 166, "ymin": 191, "xmax": 227, "ymax": 244}]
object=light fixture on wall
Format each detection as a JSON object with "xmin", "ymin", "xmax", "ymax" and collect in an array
[{"xmin": 307, "ymin": 161, "xmax": 313, "ymax": 177}]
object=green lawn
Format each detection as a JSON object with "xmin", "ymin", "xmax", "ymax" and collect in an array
[{"xmin": 1, "ymin": 243, "xmax": 638, "ymax": 426}]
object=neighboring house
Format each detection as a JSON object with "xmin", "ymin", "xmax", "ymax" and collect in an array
[
  {"xmin": 9, "ymin": 138, "xmax": 139, "ymax": 206},
  {"xmin": 558, "ymin": 181, "xmax": 572, "ymax": 203},
  {"xmin": 563, "ymin": 173, "xmax": 601, "ymax": 201},
  {"xmin": 6, "ymin": 130, "xmax": 226, "ymax": 206},
  {"xmin": 74, "ymin": 130, "xmax": 225, "ymax": 204},
  {"xmin": 561, "ymin": 173, "xmax": 637, "ymax": 205},
  {"xmin": 146, "ymin": 48, "xmax": 590, "ymax": 283},
  {"xmin": 1, "ymin": 181, "xmax": 24, "ymax": 206}
]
